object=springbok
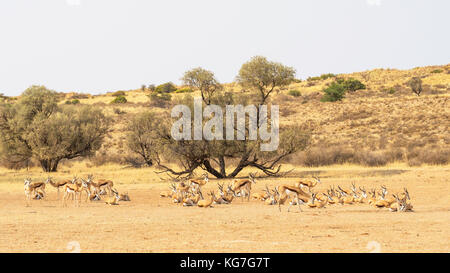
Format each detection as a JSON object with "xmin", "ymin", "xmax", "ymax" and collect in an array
[
  {"xmin": 276, "ymin": 184, "xmax": 310, "ymax": 212},
  {"xmin": 86, "ymin": 174, "xmax": 114, "ymax": 196},
  {"xmin": 45, "ymin": 176, "xmax": 76, "ymax": 200},
  {"xmin": 296, "ymin": 176, "xmax": 322, "ymax": 191},
  {"xmin": 62, "ymin": 179, "xmax": 88, "ymax": 207},
  {"xmin": 24, "ymin": 178, "xmax": 47, "ymax": 205},
  {"xmin": 188, "ymin": 173, "xmax": 208, "ymax": 194},
  {"xmin": 197, "ymin": 191, "xmax": 215, "ymax": 208},
  {"xmin": 230, "ymin": 172, "xmax": 257, "ymax": 201},
  {"xmin": 105, "ymin": 188, "xmax": 120, "ymax": 205}
]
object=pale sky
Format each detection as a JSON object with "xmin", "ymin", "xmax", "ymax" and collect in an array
[{"xmin": 0, "ymin": 0, "xmax": 449, "ymax": 96}]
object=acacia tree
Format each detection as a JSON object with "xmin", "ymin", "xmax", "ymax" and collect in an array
[
  {"xmin": 407, "ymin": 77, "xmax": 423, "ymax": 96},
  {"xmin": 181, "ymin": 67, "xmax": 223, "ymax": 105},
  {"xmin": 129, "ymin": 57, "xmax": 310, "ymax": 178},
  {"xmin": 126, "ymin": 111, "xmax": 161, "ymax": 166},
  {"xmin": 146, "ymin": 96, "xmax": 310, "ymax": 178},
  {"xmin": 0, "ymin": 85, "xmax": 110, "ymax": 172},
  {"xmin": 236, "ymin": 56, "xmax": 296, "ymax": 104}
]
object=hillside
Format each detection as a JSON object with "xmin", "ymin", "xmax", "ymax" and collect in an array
[{"xmin": 4, "ymin": 64, "xmax": 450, "ymax": 169}]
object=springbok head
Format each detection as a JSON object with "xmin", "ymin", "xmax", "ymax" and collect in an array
[{"xmin": 312, "ymin": 176, "xmax": 321, "ymax": 184}]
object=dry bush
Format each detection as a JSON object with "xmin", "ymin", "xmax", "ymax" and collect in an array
[
  {"xmin": 295, "ymin": 146, "xmax": 356, "ymax": 167},
  {"xmin": 407, "ymin": 145, "xmax": 450, "ymax": 166},
  {"xmin": 354, "ymin": 150, "xmax": 389, "ymax": 167},
  {"xmin": 70, "ymin": 93, "xmax": 90, "ymax": 100}
]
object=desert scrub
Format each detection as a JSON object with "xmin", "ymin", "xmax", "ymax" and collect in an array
[
  {"xmin": 174, "ymin": 87, "xmax": 193, "ymax": 94},
  {"xmin": 65, "ymin": 99, "xmax": 80, "ymax": 105},
  {"xmin": 111, "ymin": 95, "xmax": 127, "ymax": 104},
  {"xmin": 111, "ymin": 90, "xmax": 126, "ymax": 97},
  {"xmin": 321, "ymin": 82, "xmax": 346, "ymax": 102},
  {"xmin": 288, "ymin": 90, "xmax": 301, "ymax": 97}
]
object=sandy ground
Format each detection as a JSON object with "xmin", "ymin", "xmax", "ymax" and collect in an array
[{"xmin": 0, "ymin": 165, "xmax": 449, "ymax": 253}]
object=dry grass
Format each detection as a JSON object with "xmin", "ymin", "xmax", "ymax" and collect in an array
[{"xmin": 0, "ymin": 163, "xmax": 449, "ymax": 253}]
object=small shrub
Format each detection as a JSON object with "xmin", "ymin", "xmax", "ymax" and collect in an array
[
  {"xmin": 320, "ymin": 73, "xmax": 336, "ymax": 80},
  {"xmin": 175, "ymin": 87, "xmax": 193, "ymax": 94},
  {"xmin": 113, "ymin": 108, "xmax": 126, "ymax": 115},
  {"xmin": 321, "ymin": 82, "xmax": 346, "ymax": 102},
  {"xmin": 155, "ymin": 82, "xmax": 177, "ymax": 93},
  {"xmin": 65, "ymin": 99, "xmax": 80, "ymax": 105},
  {"xmin": 382, "ymin": 87, "xmax": 396, "ymax": 94},
  {"xmin": 69, "ymin": 93, "xmax": 90, "ymax": 100},
  {"xmin": 355, "ymin": 150, "xmax": 388, "ymax": 167},
  {"xmin": 111, "ymin": 90, "xmax": 126, "ymax": 97},
  {"xmin": 148, "ymin": 84, "xmax": 156, "ymax": 92},
  {"xmin": 407, "ymin": 77, "xmax": 423, "ymax": 96},
  {"xmin": 307, "ymin": 76, "xmax": 321, "ymax": 82},
  {"xmin": 430, "ymin": 69, "xmax": 443, "ymax": 73},
  {"xmin": 288, "ymin": 90, "xmax": 301, "ymax": 97},
  {"xmin": 148, "ymin": 93, "xmax": 171, "ymax": 107},
  {"xmin": 111, "ymin": 95, "xmax": 127, "ymax": 104},
  {"xmin": 337, "ymin": 78, "xmax": 366, "ymax": 92}
]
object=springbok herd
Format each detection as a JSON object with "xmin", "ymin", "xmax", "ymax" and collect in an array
[
  {"xmin": 23, "ymin": 174, "xmax": 130, "ymax": 207},
  {"xmin": 22, "ymin": 172, "xmax": 413, "ymax": 213},
  {"xmin": 160, "ymin": 173, "xmax": 414, "ymax": 213}
]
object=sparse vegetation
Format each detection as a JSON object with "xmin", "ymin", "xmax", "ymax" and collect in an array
[
  {"xmin": 182, "ymin": 67, "xmax": 222, "ymax": 104},
  {"xmin": 337, "ymin": 78, "xmax": 366, "ymax": 92},
  {"xmin": 407, "ymin": 77, "xmax": 423, "ymax": 96},
  {"xmin": 65, "ymin": 99, "xmax": 80, "ymax": 105},
  {"xmin": 111, "ymin": 90, "xmax": 126, "ymax": 97},
  {"xmin": 288, "ymin": 90, "xmax": 301, "ymax": 97},
  {"xmin": 237, "ymin": 56, "xmax": 296, "ymax": 104},
  {"xmin": 111, "ymin": 95, "xmax": 127, "ymax": 104},
  {"xmin": 155, "ymin": 82, "xmax": 177, "ymax": 93},
  {"xmin": 321, "ymin": 82, "xmax": 346, "ymax": 102},
  {"xmin": 431, "ymin": 69, "xmax": 443, "ymax": 73}
]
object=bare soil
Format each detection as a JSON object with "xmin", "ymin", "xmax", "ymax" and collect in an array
[{"xmin": 0, "ymin": 166, "xmax": 448, "ymax": 253}]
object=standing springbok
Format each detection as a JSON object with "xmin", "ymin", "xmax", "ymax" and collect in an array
[
  {"xmin": 45, "ymin": 176, "xmax": 77, "ymax": 200},
  {"xmin": 230, "ymin": 172, "xmax": 257, "ymax": 201},
  {"xmin": 276, "ymin": 184, "xmax": 311, "ymax": 212},
  {"xmin": 86, "ymin": 174, "xmax": 114, "ymax": 196},
  {"xmin": 24, "ymin": 178, "xmax": 47, "ymax": 205}
]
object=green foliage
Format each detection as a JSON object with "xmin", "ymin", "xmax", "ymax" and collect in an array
[
  {"xmin": 431, "ymin": 69, "xmax": 443, "ymax": 73},
  {"xmin": 307, "ymin": 76, "xmax": 321, "ymax": 81},
  {"xmin": 320, "ymin": 73, "xmax": 336, "ymax": 80},
  {"xmin": 182, "ymin": 68, "xmax": 222, "ymax": 104},
  {"xmin": 65, "ymin": 99, "xmax": 80, "ymax": 105},
  {"xmin": 155, "ymin": 82, "xmax": 177, "ymax": 93},
  {"xmin": 174, "ymin": 87, "xmax": 194, "ymax": 94},
  {"xmin": 288, "ymin": 90, "xmax": 301, "ymax": 97},
  {"xmin": 111, "ymin": 95, "xmax": 127, "ymax": 104},
  {"xmin": 0, "ymin": 86, "xmax": 109, "ymax": 172},
  {"xmin": 237, "ymin": 56, "xmax": 296, "ymax": 104},
  {"xmin": 336, "ymin": 78, "xmax": 366, "ymax": 92},
  {"xmin": 307, "ymin": 73, "xmax": 336, "ymax": 81},
  {"xmin": 321, "ymin": 82, "xmax": 346, "ymax": 102}
]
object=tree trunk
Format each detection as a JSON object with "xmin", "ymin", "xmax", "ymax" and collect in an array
[{"xmin": 40, "ymin": 159, "xmax": 60, "ymax": 172}]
